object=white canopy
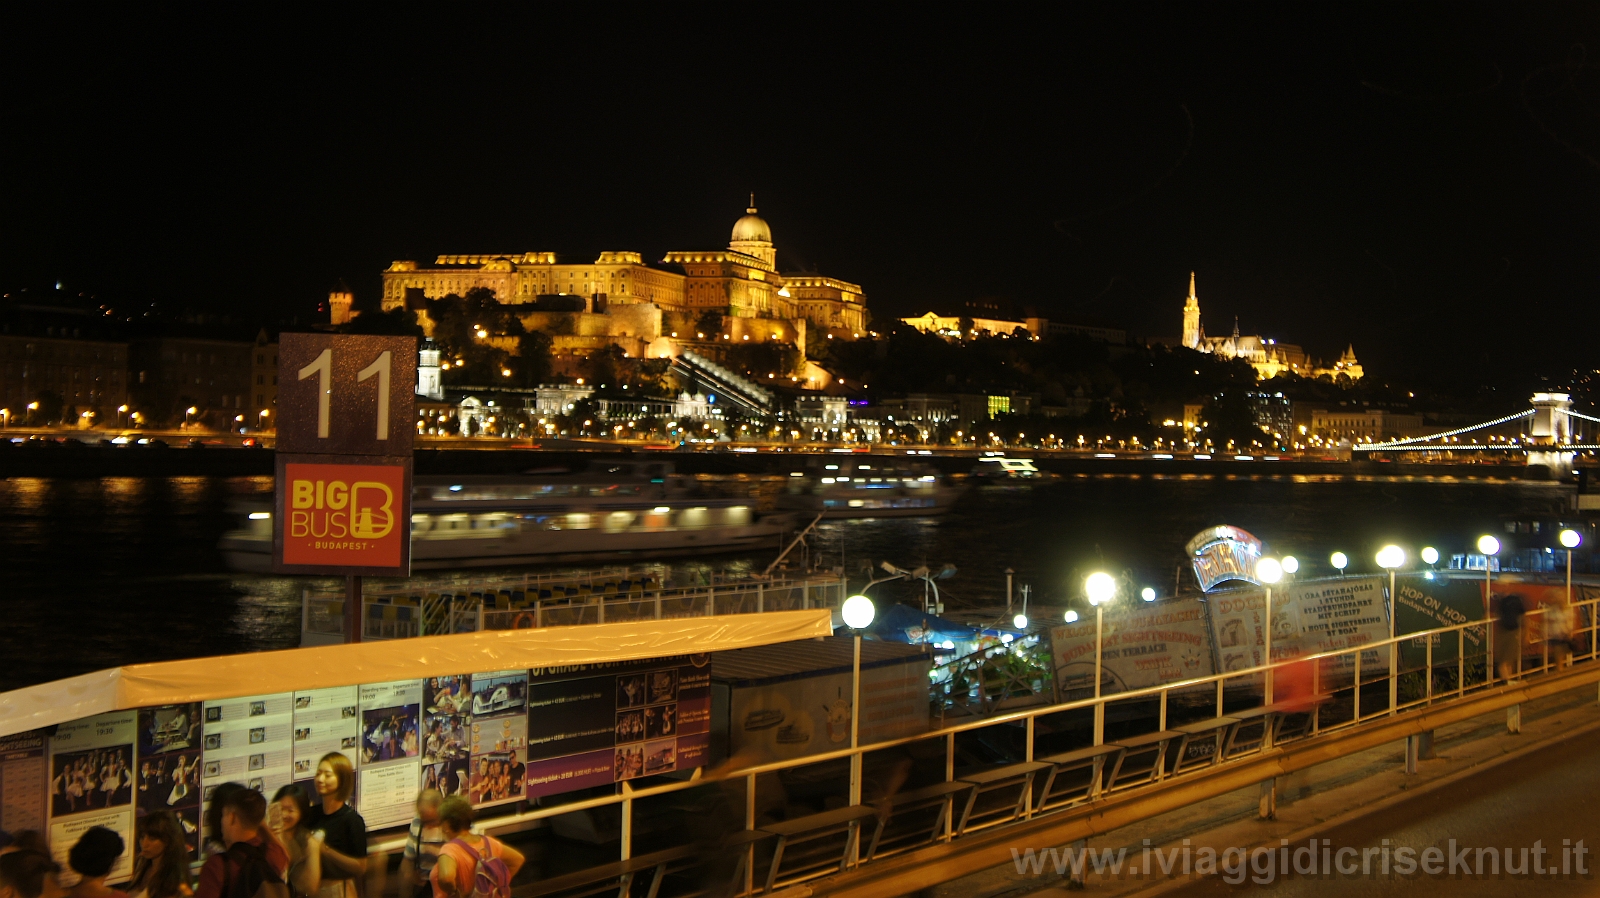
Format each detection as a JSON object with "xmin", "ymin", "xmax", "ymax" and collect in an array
[{"xmin": 0, "ymin": 610, "xmax": 832, "ymax": 738}]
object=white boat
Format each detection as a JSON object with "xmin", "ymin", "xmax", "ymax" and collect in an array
[
  {"xmin": 778, "ymin": 458, "xmax": 964, "ymax": 518},
  {"xmin": 220, "ymin": 460, "xmax": 794, "ymax": 571}
]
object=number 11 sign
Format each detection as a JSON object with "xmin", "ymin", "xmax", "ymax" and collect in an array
[{"xmin": 274, "ymin": 333, "xmax": 417, "ymax": 576}]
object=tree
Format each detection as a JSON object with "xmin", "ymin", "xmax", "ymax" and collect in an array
[{"xmin": 695, "ymin": 309, "xmax": 724, "ymax": 337}]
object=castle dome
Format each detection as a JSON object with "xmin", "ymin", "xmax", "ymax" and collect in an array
[{"xmin": 731, "ymin": 204, "xmax": 772, "ymax": 243}]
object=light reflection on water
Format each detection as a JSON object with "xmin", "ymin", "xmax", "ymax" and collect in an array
[{"xmin": 0, "ymin": 472, "xmax": 1566, "ymax": 691}]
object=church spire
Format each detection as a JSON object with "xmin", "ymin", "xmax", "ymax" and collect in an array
[
  {"xmin": 748, "ymin": 192, "xmax": 757, "ymax": 213},
  {"xmin": 1232, "ymin": 316, "xmax": 1240, "ymax": 339},
  {"xmin": 1189, "ymin": 271, "xmax": 1196, "ymax": 300}
]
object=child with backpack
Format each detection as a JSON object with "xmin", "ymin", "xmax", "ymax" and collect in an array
[{"xmin": 428, "ymin": 798, "xmax": 523, "ymax": 898}]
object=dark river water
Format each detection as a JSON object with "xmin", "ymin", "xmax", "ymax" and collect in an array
[{"xmin": 0, "ymin": 473, "xmax": 1567, "ymax": 692}]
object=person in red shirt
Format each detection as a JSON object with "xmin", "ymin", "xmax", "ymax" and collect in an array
[{"xmin": 196, "ymin": 787, "xmax": 289, "ymax": 898}]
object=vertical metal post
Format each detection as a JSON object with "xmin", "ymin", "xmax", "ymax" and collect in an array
[
  {"xmin": 850, "ymin": 633, "xmax": 862, "ymax": 803},
  {"xmin": 535, "ymin": 600, "xmax": 542, "ymax": 628},
  {"xmin": 943, "ymin": 731, "xmax": 955, "ymax": 842},
  {"xmin": 1405, "ymin": 734, "xmax": 1419, "ymax": 774},
  {"xmin": 620, "ymin": 781, "xmax": 633, "ymax": 861},
  {"xmin": 1388, "ymin": 569, "xmax": 1398, "ymax": 715},
  {"xmin": 1215, "ymin": 677, "xmax": 1224, "ymax": 718},
  {"xmin": 758, "ymin": 582, "xmax": 764, "ymax": 613},
  {"xmin": 708, "ymin": 587, "xmax": 716, "ymax": 617},
  {"xmin": 1264, "ymin": 586, "xmax": 1274, "ymax": 704},
  {"xmin": 1485, "ymin": 563, "xmax": 1495, "ymax": 681},
  {"xmin": 1093, "ymin": 604, "xmax": 1105, "ymax": 746},
  {"xmin": 1425, "ymin": 636, "xmax": 1433, "ymax": 704},
  {"xmin": 1458, "ymin": 628, "xmax": 1465, "ymax": 697},
  {"xmin": 598, "ymin": 593, "xmax": 606, "ymax": 625},
  {"xmin": 745, "ymin": 772, "xmax": 757, "ymax": 895},
  {"xmin": 344, "ymin": 575, "xmax": 362, "ymax": 643},
  {"xmin": 1158, "ymin": 690, "xmax": 1168, "ymax": 732},
  {"xmin": 1353, "ymin": 651, "xmax": 1362, "ymax": 722}
]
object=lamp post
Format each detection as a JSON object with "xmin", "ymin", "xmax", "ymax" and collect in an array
[
  {"xmin": 117, "ymin": 405, "xmax": 129, "ymax": 429},
  {"xmin": 1013, "ymin": 584, "xmax": 1030, "ymax": 630},
  {"xmin": 1376, "ymin": 545, "xmax": 1405, "ymax": 713},
  {"xmin": 1256, "ymin": 558, "xmax": 1283, "ymax": 703},
  {"xmin": 184, "ymin": 406, "xmax": 198, "ymax": 429},
  {"xmin": 1085, "ymin": 572, "xmax": 1117, "ymax": 745},
  {"xmin": 1330, "ymin": 552, "xmax": 1348, "ymax": 578},
  {"xmin": 840, "ymin": 594, "xmax": 875, "ymax": 809},
  {"xmin": 1478, "ymin": 535, "xmax": 1500, "ymax": 678},
  {"xmin": 1559, "ymin": 530, "xmax": 1581, "ymax": 650}
]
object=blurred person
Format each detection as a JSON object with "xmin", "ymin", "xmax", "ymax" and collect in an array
[
  {"xmin": 268, "ymin": 786, "xmax": 320, "ymax": 898},
  {"xmin": 67, "ymin": 827, "xmax": 128, "ymax": 898},
  {"xmin": 1494, "ymin": 593, "xmax": 1526, "ymax": 680},
  {"xmin": 126, "ymin": 811, "xmax": 192, "ymax": 898},
  {"xmin": 195, "ymin": 786, "xmax": 287, "ymax": 898},
  {"xmin": 397, "ymin": 791, "xmax": 444, "ymax": 898},
  {"xmin": 1544, "ymin": 597, "xmax": 1574, "ymax": 668},
  {"xmin": 428, "ymin": 799, "xmax": 521, "ymax": 898},
  {"xmin": 0, "ymin": 850, "xmax": 66, "ymax": 898}
]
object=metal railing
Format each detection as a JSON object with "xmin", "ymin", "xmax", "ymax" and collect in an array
[
  {"xmin": 302, "ymin": 574, "xmax": 849, "ymax": 641},
  {"xmin": 365, "ymin": 589, "xmax": 1599, "ymax": 890}
]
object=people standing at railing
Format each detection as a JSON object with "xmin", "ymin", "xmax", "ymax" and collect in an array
[
  {"xmin": 66, "ymin": 826, "xmax": 128, "ymax": 898},
  {"xmin": 125, "ymin": 811, "xmax": 192, "ymax": 898},
  {"xmin": 397, "ymin": 791, "xmax": 444, "ymax": 898},
  {"xmin": 1545, "ymin": 597, "xmax": 1575, "ymax": 669},
  {"xmin": 268, "ymin": 786, "xmax": 321, "ymax": 898},
  {"xmin": 305, "ymin": 754, "xmax": 366, "ymax": 898},
  {"xmin": 0, "ymin": 847, "xmax": 66, "ymax": 898},
  {"xmin": 194, "ymin": 787, "xmax": 289, "ymax": 898},
  {"xmin": 428, "ymin": 798, "xmax": 522, "ymax": 898},
  {"xmin": 1494, "ymin": 593, "xmax": 1526, "ymax": 681}
]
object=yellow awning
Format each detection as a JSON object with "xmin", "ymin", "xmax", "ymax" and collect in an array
[{"xmin": 0, "ymin": 610, "xmax": 832, "ymax": 738}]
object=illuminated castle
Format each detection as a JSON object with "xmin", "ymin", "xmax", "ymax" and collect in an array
[{"xmin": 1181, "ymin": 273, "xmax": 1362, "ymax": 381}]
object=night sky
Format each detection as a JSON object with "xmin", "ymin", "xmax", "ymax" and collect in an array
[{"xmin": 3, "ymin": 3, "xmax": 1598, "ymax": 384}]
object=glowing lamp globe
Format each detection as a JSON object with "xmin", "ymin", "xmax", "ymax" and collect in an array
[
  {"xmin": 1420, "ymin": 546, "xmax": 1440, "ymax": 565},
  {"xmin": 1477, "ymin": 535, "xmax": 1500, "ymax": 556},
  {"xmin": 1330, "ymin": 552, "xmax": 1349, "ymax": 571},
  {"xmin": 1140, "ymin": 587, "xmax": 1156, "ymax": 602},
  {"xmin": 1085, "ymin": 572, "xmax": 1117, "ymax": 606},
  {"xmin": 1064, "ymin": 609, "xmax": 1080, "ymax": 623},
  {"xmin": 1256, "ymin": 557, "xmax": 1283, "ymax": 584},
  {"xmin": 1560, "ymin": 529, "xmax": 1582, "ymax": 549},
  {"xmin": 1375, "ymin": 545, "xmax": 1405, "ymax": 570},
  {"xmin": 1281, "ymin": 556, "xmax": 1299, "ymax": 574},
  {"xmin": 841, "ymin": 594, "xmax": 876, "ymax": 629},
  {"xmin": 1013, "ymin": 613, "xmax": 1028, "ymax": 630}
]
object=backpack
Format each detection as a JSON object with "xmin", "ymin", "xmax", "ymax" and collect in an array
[
  {"xmin": 222, "ymin": 840, "xmax": 291, "ymax": 898},
  {"xmin": 451, "ymin": 837, "xmax": 511, "ymax": 898}
]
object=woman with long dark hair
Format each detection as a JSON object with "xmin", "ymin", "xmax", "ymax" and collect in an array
[
  {"xmin": 269, "ymin": 785, "xmax": 322, "ymax": 898},
  {"xmin": 127, "ymin": 811, "xmax": 192, "ymax": 898}
]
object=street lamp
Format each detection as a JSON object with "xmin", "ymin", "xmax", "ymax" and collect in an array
[
  {"xmin": 117, "ymin": 404, "xmax": 129, "ymax": 428},
  {"xmin": 1063, "ymin": 609, "xmax": 1080, "ymax": 623},
  {"xmin": 1560, "ymin": 529, "xmax": 1581, "ymax": 629},
  {"xmin": 1330, "ymin": 552, "xmax": 1348, "ymax": 577},
  {"xmin": 1140, "ymin": 587, "xmax": 1156, "ymax": 602},
  {"xmin": 1376, "ymin": 545, "xmax": 1405, "ymax": 713},
  {"xmin": 1420, "ymin": 546, "xmax": 1439, "ymax": 566},
  {"xmin": 840, "ymin": 594, "xmax": 875, "ymax": 808},
  {"xmin": 1281, "ymin": 556, "xmax": 1299, "ymax": 575},
  {"xmin": 184, "ymin": 406, "xmax": 198, "ymax": 428},
  {"xmin": 1257, "ymin": 558, "xmax": 1283, "ymax": 703},
  {"xmin": 1085, "ymin": 571, "xmax": 1117, "ymax": 744},
  {"xmin": 1477, "ymin": 535, "xmax": 1500, "ymax": 676}
]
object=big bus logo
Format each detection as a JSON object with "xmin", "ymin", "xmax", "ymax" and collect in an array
[{"xmin": 289, "ymin": 478, "xmax": 395, "ymax": 539}]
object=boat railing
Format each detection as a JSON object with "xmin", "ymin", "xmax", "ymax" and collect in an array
[{"xmin": 301, "ymin": 574, "xmax": 848, "ymax": 643}]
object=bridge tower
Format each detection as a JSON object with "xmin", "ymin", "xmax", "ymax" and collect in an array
[{"xmin": 1528, "ymin": 392, "xmax": 1576, "ymax": 472}]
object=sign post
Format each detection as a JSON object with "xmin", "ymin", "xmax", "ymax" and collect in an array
[{"xmin": 273, "ymin": 334, "xmax": 418, "ymax": 642}]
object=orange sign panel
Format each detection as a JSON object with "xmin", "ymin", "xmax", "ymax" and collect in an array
[{"xmin": 280, "ymin": 462, "xmax": 407, "ymax": 568}]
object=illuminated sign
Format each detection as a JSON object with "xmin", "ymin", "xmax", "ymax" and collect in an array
[
  {"xmin": 274, "ymin": 334, "xmax": 416, "ymax": 576},
  {"xmin": 1185, "ymin": 525, "xmax": 1265, "ymax": 591}
]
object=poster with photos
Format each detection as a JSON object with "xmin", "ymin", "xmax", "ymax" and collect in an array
[
  {"xmin": 355, "ymin": 680, "xmax": 422, "ymax": 829},
  {"xmin": 48, "ymin": 710, "xmax": 138, "ymax": 883},
  {"xmin": 524, "ymin": 656, "xmax": 710, "ymax": 798},
  {"xmin": 199, "ymin": 693, "xmax": 294, "ymax": 842},
  {"xmin": 291, "ymin": 686, "xmax": 361, "ymax": 782},
  {"xmin": 135, "ymin": 703, "xmax": 203, "ymax": 857},
  {"xmin": 466, "ymin": 671, "xmax": 527, "ymax": 807}
]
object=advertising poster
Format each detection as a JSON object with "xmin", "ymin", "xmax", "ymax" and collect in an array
[
  {"xmin": 1393, "ymin": 575, "xmax": 1487, "ymax": 667},
  {"xmin": 0, "ymin": 731, "xmax": 48, "ymax": 835},
  {"xmin": 199, "ymin": 693, "xmax": 294, "ymax": 836},
  {"xmin": 49, "ymin": 710, "xmax": 137, "ymax": 883},
  {"xmin": 136, "ymin": 703, "xmax": 203, "ymax": 857},
  {"xmin": 524, "ymin": 657, "xmax": 712, "ymax": 798},
  {"xmin": 1049, "ymin": 602, "xmax": 1214, "ymax": 695},
  {"xmin": 726, "ymin": 659, "xmax": 923, "ymax": 764},
  {"xmin": 421, "ymin": 676, "xmax": 471, "ymax": 803},
  {"xmin": 467, "ymin": 671, "xmax": 528, "ymax": 807},
  {"xmin": 1206, "ymin": 576, "xmax": 1390, "ymax": 685},
  {"xmin": 292, "ymin": 686, "xmax": 360, "ymax": 780},
  {"xmin": 356, "ymin": 680, "xmax": 422, "ymax": 829}
]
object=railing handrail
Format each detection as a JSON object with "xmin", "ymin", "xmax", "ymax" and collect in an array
[{"xmin": 360, "ymin": 590, "xmax": 1599, "ymax": 856}]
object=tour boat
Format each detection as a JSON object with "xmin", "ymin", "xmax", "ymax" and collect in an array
[
  {"xmin": 220, "ymin": 461, "xmax": 794, "ymax": 570},
  {"xmin": 778, "ymin": 458, "xmax": 964, "ymax": 518}
]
